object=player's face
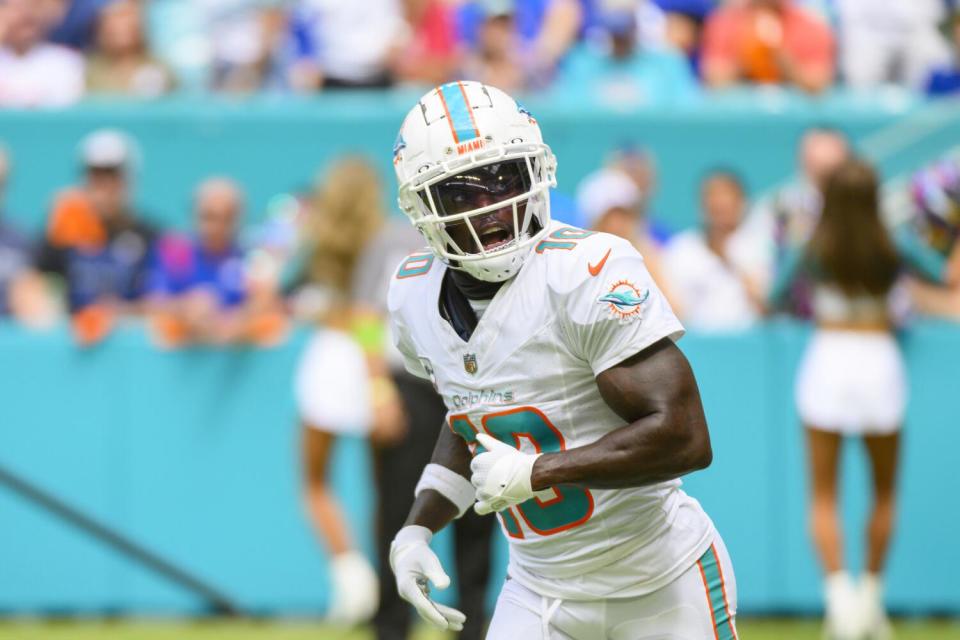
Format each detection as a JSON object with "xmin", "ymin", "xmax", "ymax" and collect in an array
[{"xmin": 428, "ymin": 159, "xmax": 530, "ymax": 254}]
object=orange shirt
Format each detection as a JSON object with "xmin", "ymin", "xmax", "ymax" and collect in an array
[
  {"xmin": 702, "ymin": 4, "xmax": 835, "ymax": 85},
  {"xmin": 46, "ymin": 188, "xmax": 106, "ymax": 249}
]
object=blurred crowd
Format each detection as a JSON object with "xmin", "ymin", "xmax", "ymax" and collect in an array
[
  {"xmin": 0, "ymin": 130, "xmax": 292, "ymax": 345},
  {"xmin": 3, "ymin": 0, "xmax": 960, "ymax": 108},
  {"xmin": 573, "ymin": 130, "xmax": 960, "ymax": 332},
  {"xmin": 0, "ymin": 125, "xmax": 959, "ymax": 349}
]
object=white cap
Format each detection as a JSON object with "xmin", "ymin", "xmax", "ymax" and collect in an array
[
  {"xmin": 79, "ymin": 129, "xmax": 136, "ymax": 170},
  {"xmin": 576, "ymin": 168, "xmax": 641, "ymax": 228}
]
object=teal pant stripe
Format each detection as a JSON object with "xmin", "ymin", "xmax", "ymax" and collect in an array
[
  {"xmin": 701, "ymin": 545, "xmax": 737, "ymax": 640},
  {"xmin": 439, "ymin": 82, "xmax": 478, "ymax": 143}
]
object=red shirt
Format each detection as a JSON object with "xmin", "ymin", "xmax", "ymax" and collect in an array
[
  {"xmin": 394, "ymin": 0, "xmax": 458, "ymax": 83},
  {"xmin": 702, "ymin": 3, "xmax": 835, "ymax": 85}
]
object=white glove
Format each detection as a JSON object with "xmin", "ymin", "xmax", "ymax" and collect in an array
[
  {"xmin": 470, "ymin": 433, "xmax": 542, "ymax": 515},
  {"xmin": 389, "ymin": 525, "xmax": 466, "ymax": 631},
  {"xmin": 327, "ymin": 550, "xmax": 379, "ymax": 625}
]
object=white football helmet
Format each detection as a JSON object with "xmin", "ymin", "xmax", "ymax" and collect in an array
[{"xmin": 394, "ymin": 81, "xmax": 557, "ymax": 282}]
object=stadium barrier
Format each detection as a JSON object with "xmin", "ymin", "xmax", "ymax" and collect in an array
[
  {"xmin": 0, "ymin": 321, "xmax": 957, "ymax": 615},
  {"xmin": 2, "ymin": 92, "xmax": 960, "ymax": 236}
]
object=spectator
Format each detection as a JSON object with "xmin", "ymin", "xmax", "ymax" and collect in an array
[
  {"xmin": 741, "ymin": 126, "xmax": 850, "ymax": 316},
  {"xmin": 701, "ymin": 0, "xmax": 836, "ymax": 94},
  {"xmin": 837, "ymin": 0, "xmax": 949, "ymax": 90},
  {"xmin": 148, "ymin": 178, "xmax": 285, "ymax": 347},
  {"xmin": 36, "ymin": 0, "xmax": 69, "ymax": 32},
  {"xmin": 0, "ymin": 0, "xmax": 85, "ymax": 108},
  {"xmin": 459, "ymin": 0, "xmax": 583, "ymax": 90},
  {"xmin": 86, "ymin": 0, "xmax": 175, "ymax": 98},
  {"xmin": 769, "ymin": 158, "xmax": 951, "ymax": 640},
  {"xmin": 609, "ymin": 144, "xmax": 672, "ymax": 244},
  {"xmin": 147, "ymin": 0, "xmax": 288, "ymax": 93},
  {"xmin": 576, "ymin": 166, "xmax": 677, "ymax": 308},
  {"xmin": 286, "ymin": 0, "xmax": 405, "ymax": 91},
  {"xmin": 289, "ymin": 158, "xmax": 398, "ymax": 625},
  {"xmin": 900, "ymin": 156, "xmax": 960, "ymax": 319},
  {"xmin": 654, "ymin": 0, "xmax": 714, "ymax": 72},
  {"xmin": 579, "ymin": 1, "xmax": 711, "ymax": 68},
  {"xmin": 389, "ymin": 0, "xmax": 460, "ymax": 87},
  {"xmin": 48, "ymin": 0, "xmax": 110, "ymax": 50},
  {"xmin": 461, "ymin": 1, "xmax": 527, "ymax": 93},
  {"xmin": 664, "ymin": 170, "xmax": 763, "ymax": 331},
  {"xmin": 0, "ymin": 146, "xmax": 31, "ymax": 319},
  {"xmin": 209, "ymin": 0, "xmax": 288, "ymax": 93},
  {"xmin": 35, "ymin": 129, "xmax": 157, "ymax": 344},
  {"xmin": 554, "ymin": 4, "xmax": 698, "ymax": 107},
  {"xmin": 527, "ymin": 0, "xmax": 583, "ymax": 85},
  {"xmin": 926, "ymin": 9, "xmax": 960, "ymax": 96},
  {"xmin": 657, "ymin": 1, "xmax": 713, "ymax": 45}
]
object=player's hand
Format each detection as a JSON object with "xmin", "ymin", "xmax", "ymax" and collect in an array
[
  {"xmin": 471, "ymin": 433, "xmax": 542, "ymax": 515},
  {"xmin": 327, "ymin": 550, "xmax": 379, "ymax": 625},
  {"xmin": 389, "ymin": 525, "xmax": 466, "ymax": 631}
]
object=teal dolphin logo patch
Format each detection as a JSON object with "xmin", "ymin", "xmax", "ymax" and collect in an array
[
  {"xmin": 598, "ymin": 280, "xmax": 649, "ymax": 323},
  {"xmin": 598, "ymin": 289, "xmax": 649, "ymax": 309}
]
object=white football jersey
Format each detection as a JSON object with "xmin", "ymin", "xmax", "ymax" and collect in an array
[{"xmin": 388, "ymin": 221, "xmax": 716, "ymax": 600}]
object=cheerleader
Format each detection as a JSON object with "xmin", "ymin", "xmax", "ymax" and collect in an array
[
  {"xmin": 771, "ymin": 157, "xmax": 948, "ymax": 640},
  {"xmin": 290, "ymin": 158, "xmax": 406, "ymax": 625}
]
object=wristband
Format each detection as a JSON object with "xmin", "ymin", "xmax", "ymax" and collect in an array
[{"xmin": 414, "ymin": 463, "xmax": 476, "ymax": 518}]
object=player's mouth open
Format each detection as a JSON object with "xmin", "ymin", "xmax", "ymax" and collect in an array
[{"xmin": 479, "ymin": 224, "xmax": 514, "ymax": 251}]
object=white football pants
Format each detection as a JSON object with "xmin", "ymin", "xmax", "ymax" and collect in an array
[{"xmin": 486, "ymin": 536, "xmax": 738, "ymax": 640}]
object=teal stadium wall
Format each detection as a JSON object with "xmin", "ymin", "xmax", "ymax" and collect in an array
[
  {"xmin": 2, "ymin": 92, "xmax": 960, "ymax": 234},
  {"xmin": 1, "ymin": 95, "xmax": 960, "ymax": 615},
  {"xmin": 0, "ymin": 322, "xmax": 957, "ymax": 615}
]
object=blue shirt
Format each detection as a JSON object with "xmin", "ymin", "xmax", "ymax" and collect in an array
[
  {"xmin": 48, "ymin": 0, "xmax": 113, "ymax": 49},
  {"xmin": 36, "ymin": 219, "xmax": 157, "ymax": 312},
  {"xmin": 926, "ymin": 65, "xmax": 960, "ymax": 97},
  {"xmin": 150, "ymin": 235, "xmax": 247, "ymax": 308}
]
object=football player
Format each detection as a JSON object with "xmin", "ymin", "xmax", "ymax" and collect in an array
[{"xmin": 387, "ymin": 81, "xmax": 737, "ymax": 639}]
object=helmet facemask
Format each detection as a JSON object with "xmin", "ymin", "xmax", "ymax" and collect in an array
[{"xmin": 400, "ymin": 143, "xmax": 555, "ymax": 282}]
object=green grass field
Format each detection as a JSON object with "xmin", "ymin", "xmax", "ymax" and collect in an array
[{"xmin": 1, "ymin": 619, "xmax": 958, "ymax": 640}]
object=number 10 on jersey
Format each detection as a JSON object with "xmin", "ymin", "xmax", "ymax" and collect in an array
[{"xmin": 450, "ymin": 407, "xmax": 594, "ymax": 538}]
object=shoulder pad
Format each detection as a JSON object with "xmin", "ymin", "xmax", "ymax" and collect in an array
[
  {"xmin": 387, "ymin": 251, "xmax": 440, "ymax": 314},
  {"xmin": 536, "ymin": 227, "xmax": 641, "ymax": 296}
]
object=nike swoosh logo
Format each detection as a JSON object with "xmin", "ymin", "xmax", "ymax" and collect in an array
[{"xmin": 588, "ymin": 248, "xmax": 611, "ymax": 277}]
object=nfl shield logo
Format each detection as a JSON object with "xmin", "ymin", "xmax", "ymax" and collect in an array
[{"xmin": 463, "ymin": 353, "xmax": 478, "ymax": 375}]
